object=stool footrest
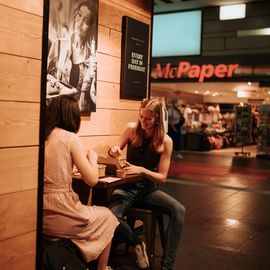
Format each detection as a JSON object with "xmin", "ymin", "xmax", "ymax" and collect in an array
[
  {"xmin": 43, "ymin": 234, "xmax": 65, "ymax": 242},
  {"xmin": 125, "ymin": 207, "xmax": 165, "ymax": 270}
]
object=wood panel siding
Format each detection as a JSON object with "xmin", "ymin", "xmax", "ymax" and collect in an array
[
  {"xmin": 0, "ymin": 147, "xmax": 38, "ymax": 195},
  {"xmin": 0, "ymin": 189, "xmax": 37, "ymax": 241},
  {"xmin": 0, "ymin": 1, "xmax": 152, "ymax": 269},
  {"xmin": 95, "ymin": 81, "xmax": 140, "ymax": 110},
  {"xmin": 0, "ymin": 1, "xmax": 42, "ymax": 269},
  {"xmin": 0, "ymin": 54, "xmax": 41, "ymax": 102},
  {"xmin": 80, "ymin": 0, "xmax": 152, "ymax": 157},
  {"xmin": 0, "ymin": 0, "xmax": 43, "ymax": 16},
  {"xmin": 0, "ymin": 102, "xmax": 40, "ymax": 147},
  {"xmin": 98, "ymin": 25, "xmax": 122, "ymax": 57},
  {"xmin": 79, "ymin": 109, "xmax": 138, "ymax": 136},
  {"xmin": 0, "ymin": 5, "xmax": 42, "ymax": 59},
  {"xmin": 97, "ymin": 53, "xmax": 121, "ymax": 83},
  {"xmin": 0, "ymin": 232, "xmax": 36, "ymax": 270}
]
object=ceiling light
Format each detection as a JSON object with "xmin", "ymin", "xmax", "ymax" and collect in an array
[
  {"xmin": 234, "ymin": 84, "xmax": 258, "ymax": 92},
  {"xmin": 238, "ymin": 27, "xmax": 270, "ymax": 37},
  {"xmin": 225, "ymin": 218, "xmax": 239, "ymax": 227},
  {"xmin": 219, "ymin": 4, "xmax": 246, "ymax": 20}
]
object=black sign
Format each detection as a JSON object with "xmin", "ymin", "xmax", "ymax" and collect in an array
[{"xmin": 120, "ymin": 16, "xmax": 149, "ymax": 100}]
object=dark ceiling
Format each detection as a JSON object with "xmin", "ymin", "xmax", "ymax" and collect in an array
[{"xmin": 154, "ymin": 0, "xmax": 264, "ymax": 13}]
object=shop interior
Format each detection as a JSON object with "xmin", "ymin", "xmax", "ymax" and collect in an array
[
  {"xmin": 151, "ymin": 81, "xmax": 270, "ymax": 155},
  {"xmin": 151, "ymin": 0, "xmax": 270, "ymax": 157}
]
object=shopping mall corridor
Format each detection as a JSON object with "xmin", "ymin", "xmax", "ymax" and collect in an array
[{"xmin": 113, "ymin": 146, "xmax": 270, "ymax": 270}]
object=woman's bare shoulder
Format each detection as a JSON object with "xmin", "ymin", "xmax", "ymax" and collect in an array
[
  {"xmin": 164, "ymin": 134, "xmax": 173, "ymax": 146},
  {"xmin": 125, "ymin": 122, "xmax": 137, "ymax": 133},
  {"xmin": 126, "ymin": 122, "xmax": 137, "ymax": 128},
  {"xmin": 121, "ymin": 122, "xmax": 137, "ymax": 139}
]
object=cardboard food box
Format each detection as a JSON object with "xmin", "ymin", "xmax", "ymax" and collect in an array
[{"xmin": 97, "ymin": 156, "xmax": 124, "ymax": 175}]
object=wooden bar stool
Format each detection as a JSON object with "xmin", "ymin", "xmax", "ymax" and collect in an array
[{"xmin": 125, "ymin": 207, "xmax": 165, "ymax": 269}]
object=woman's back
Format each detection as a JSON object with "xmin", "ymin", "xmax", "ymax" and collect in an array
[{"xmin": 44, "ymin": 128, "xmax": 73, "ymax": 192}]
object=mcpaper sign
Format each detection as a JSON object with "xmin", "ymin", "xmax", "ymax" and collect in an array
[{"xmin": 152, "ymin": 61, "xmax": 239, "ymax": 82}]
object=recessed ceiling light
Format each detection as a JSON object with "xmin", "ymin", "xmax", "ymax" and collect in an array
[{"xmin": 219, "ymin": 4, "xmax": 246, "ymax": 20}]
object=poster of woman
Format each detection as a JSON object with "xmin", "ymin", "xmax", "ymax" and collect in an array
[{"xmin": 46, "ymin": 0, "xmax": 98, "ymax": 112}]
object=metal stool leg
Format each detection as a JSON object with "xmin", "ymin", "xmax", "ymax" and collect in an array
[{"xmin": 157, "ymin": 214, "xmax": 165, "ymax": 249}]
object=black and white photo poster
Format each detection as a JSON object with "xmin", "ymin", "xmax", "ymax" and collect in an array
[
  {"xmin": 120, "ymin": 16, "xmax": 149, "ymax": 100},
  {"xmin": 47, "ymin": 0, "xmax": 98, "ymax": 112}
]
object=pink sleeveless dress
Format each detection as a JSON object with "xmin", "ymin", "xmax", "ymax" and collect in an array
[{"xmin": 43, "ymin": 128, "xmax": 119, "ymax": 262}]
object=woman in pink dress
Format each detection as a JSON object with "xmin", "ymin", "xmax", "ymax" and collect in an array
[{"xmin": 43, "ymin": 95, "xmax": 119, "ymax": 270}]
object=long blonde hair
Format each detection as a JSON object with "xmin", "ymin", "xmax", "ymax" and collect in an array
[{"xmin": 132, "ymin": 98, "xmax": 165, "ymax": 153}]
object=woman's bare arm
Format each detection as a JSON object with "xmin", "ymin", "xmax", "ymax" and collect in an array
[
  {"xmin": 109, "ymin": 122, "xmax": 135, "ymax": 157},
  {"xmin": 70, "ymin": 134, "xmax": 99, "ymax": 186}
]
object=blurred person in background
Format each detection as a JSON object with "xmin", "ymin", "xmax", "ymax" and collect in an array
[{"xmin": 168, "ymin": 99, "xmax": 185, "ymax": 159}]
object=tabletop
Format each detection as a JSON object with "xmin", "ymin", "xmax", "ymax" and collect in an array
[{"xmin": 72, "ymin": 173, "xmax": 144, "ymax": 206}]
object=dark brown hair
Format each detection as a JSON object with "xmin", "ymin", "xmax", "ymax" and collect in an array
[
  {"xmin": 132, "ymin": 98, "xmax": 165, "ymax": 153},
  {"xmin": 45, "ymin": 95, "xmax": 81, "ymax": 139}
]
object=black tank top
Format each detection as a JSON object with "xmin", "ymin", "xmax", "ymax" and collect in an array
[
  {"xmin": 127, "ymin": 138, "xmax": 161, "ymax": 170},
  {"xmin": 123, "ymin": 138, "xmax": 161, "ymax": 193}
]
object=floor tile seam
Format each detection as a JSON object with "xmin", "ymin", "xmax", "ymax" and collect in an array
[
  {"xmin": 168, "ymin": 173, "xmax": 269, "ymax": 180},
  {"xmin": 166, "ymin": 178, "xmax": 270, "ymax": 195},
  {"xmin": 170, "ymin": 161, "xmax": 270, "ymax": 174}
]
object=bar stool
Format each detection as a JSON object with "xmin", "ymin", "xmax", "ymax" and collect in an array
[
  {"xmin": 42, "ymin": 235, "xmax": 93, "ymax": 270},
  {"xmin": 125, "ymin": 207, "xmax": 165, "ymax": 269}
]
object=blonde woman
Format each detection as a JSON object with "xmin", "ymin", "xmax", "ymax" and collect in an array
[{"xmin": 108, "ymin": 98, "xmax": 185, "ymax": 270}]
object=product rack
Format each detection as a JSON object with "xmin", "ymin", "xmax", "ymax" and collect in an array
[
  {"xmin": 234, "ymin": 105, "xmax": 252, "ymax": 157},
  {"xmin": 256, "ymin": 104, "xmax": 270, "ymax": 159}
]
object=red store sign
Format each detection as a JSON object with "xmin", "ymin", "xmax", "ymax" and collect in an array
[{"xmin": 152, "ymin": 61, "xmax": 239, "ymax": 82}]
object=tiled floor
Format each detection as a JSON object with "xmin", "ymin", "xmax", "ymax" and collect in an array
[{"xmin": 112, "ymin": 147, "xmax": 270, "ymax": 269}]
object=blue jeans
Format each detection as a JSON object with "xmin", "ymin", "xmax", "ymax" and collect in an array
[{"xmin": 109, "ymin": 183, "xmax": 185, "ymax": 270}]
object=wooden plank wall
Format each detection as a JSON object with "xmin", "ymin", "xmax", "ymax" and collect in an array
[
  {"xmin": 0, "ymin": 0, "xmax": 43, "ymax": 269},
  {"xmin": 0, "ymin": 0, "xmax": 152, "ymax": 269},
  {"xmin": 80, "ymin": 0, "xmax": 152, "ymax": 158}
]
